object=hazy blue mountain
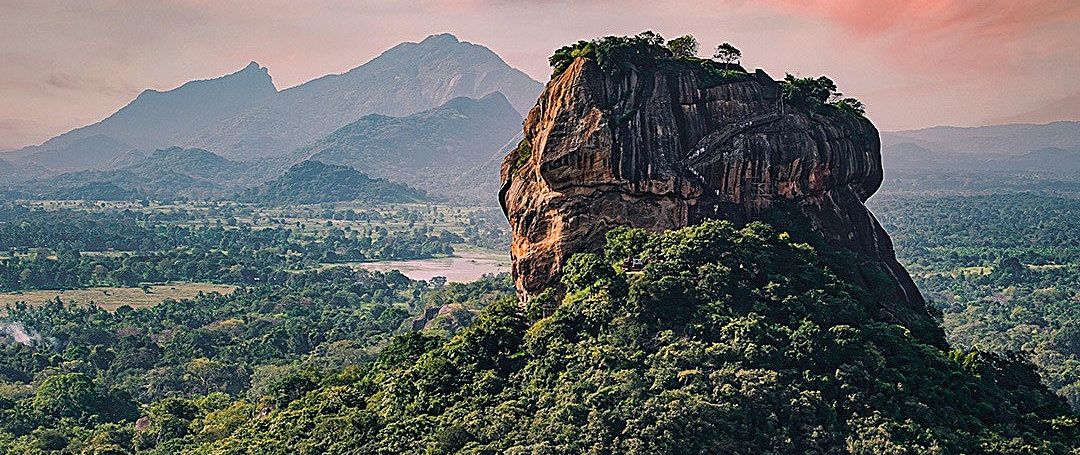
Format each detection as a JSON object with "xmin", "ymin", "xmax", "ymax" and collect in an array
[
  {"xmin": 882, "ymin": 121, "xmax": 1080, "ymax": 156},
  {"xmin": 238, "ymin": 160, "xmax": 428, "ymax": 205},
  {"xmin": 999, "ymin": 147, "xmax": 1080, "ymax": 172},
  {"xmin": 881, "ymin": 121, "xmax": 1080, "ymax": 174},
  {"xmin": 100, "ymin": 149, "xmax": 148, "ymax": 170},
  {"xmin": 132, "ymin": 147, "xmax": 257, "ymax": 184},
  {"xmin": 13, "ymin": 62, "xmax": 276, "ymax": 171},
  {"xmin": 189, "ymin": 34, "xmax": 541, "ymax": 159},
  {"xmin": 0, "ymin": 156, "xmax": 46, "ymax": 185},
  {"xmin": 4, "ymin": 35, "xmax": 539, "ymax": 184},
  {"xmin": 295, "ymin": 92, "xmax": 522, "ymax": 202},
  {"xmin": 19, "ymin": 147, "xmax": 256, "ymax": 201},
  {"xmin": 40, "ymin": 181, "xmax": 137, "ymax": 201},
  {"xmin": 0, "ymin": 159, "xmax": 15, "ymax": 182},
  {"xmin": 18, "ymin": 135, "xmax": 133, "ymax": 171}
]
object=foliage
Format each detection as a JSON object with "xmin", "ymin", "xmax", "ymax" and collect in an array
[
  {"xmin": 237, "ymin": 160, "xmax": 427, "ymax": 205},
  {"xmin": 834, "ymin": 97, "xmax": 866, "ymax": 115},
  {"xmin": 548, "ymin": 31, "xmax": 672, "ymax": 78},
  {"xmin": 547, "ymin": 32, "xmax": 759, "ymax": 99},
  {"xmin": 666, "ymin": 34, "xmax": 699, "ymax": 59},
  {"xmin": 15, "ymin": 147, "xmax": 254, "ymax": 203},
  {"xmin": 781, "ymin": 74, "xmax": 836, "ymax": 106},
  {"xmin": 102, "ymin": 220, "xmax": 1073, "ymax": 453},
  {"xmin": 0, "ymin": 207, "xmax": 455, "ymax": 291},
  {"xmin": 0, "ymin": 260, "xmax": 512, "ymax": 451},
  {"xmin": 32, "ymin": 373, "xmax": 137, "ymax": 423},
  {"xmin": 872, "ymin": 192, "xmax": 1080, "ymax": 410},
  {"xmin": 713, "ymin": 42, "xmax": 741, "ymax": 64},
  {"xmin": 781, "ymin": 74, "xmax": 866, "ymax": 117},
  {"xmin": 0, "ymin": 198, "xmax": 519, "ymax": 450},
  {"xmin": 508, "ymin": 139, "xmax": 532, "ymax": 176}
]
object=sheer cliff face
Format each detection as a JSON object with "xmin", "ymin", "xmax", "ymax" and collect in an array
[{"xmin": 501, "ymin": 57, "xmax": 939, "ymax": 340}]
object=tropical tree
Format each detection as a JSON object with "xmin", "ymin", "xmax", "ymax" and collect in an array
[
  {"xmin": 781, "ymin": 74, "xmax": 866, "ymax": 116},
  {"xmin": 714, "ymin": 42, "xmax": 742, "ymax": 67},
  {"xmin": 32, "ymin": 373, "xmax": 99, "ymax": 419},
  {"xmin": 635, "ymin": 30, "xmax": 665, "ymax": 47},
  {"xmin": 781, "ymin": 75, "xmax": 836, "ymax": 106},
  {"xmin": 833, "ymin": 97, "xmax": 866, "ymax": 115},
  {"xmin": 666, "ymin": 35, "xmax": 699, "ymax": 58}
]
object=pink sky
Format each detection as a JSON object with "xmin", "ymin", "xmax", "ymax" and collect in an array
[{"xmin": 1, "ymin": 0, "xmax": 1078, "ymax": 149}]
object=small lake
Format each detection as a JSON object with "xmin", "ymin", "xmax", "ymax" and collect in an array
[{"xmin": 351, "ymin": 250, "xmax": 511, "ymax": 282}]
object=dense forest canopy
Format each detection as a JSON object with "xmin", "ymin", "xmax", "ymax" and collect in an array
[
  {"xmin": 236, "ymin": 160, "xmax": 428, "ymax": 206},
  {"xmin": 0, "ymin": 205, "xmax": 456, "ymax": 291},
  {"xmin": 871, "ymin": 193, "xmax": 1080, "ymax": 410},
  {"xmin": 106, "ymin": 220, "xmax": 1073, "ymax": 453},
  {"xmin": 0, "ymin": 217, "xmax": 1072, "ymax": 452}
]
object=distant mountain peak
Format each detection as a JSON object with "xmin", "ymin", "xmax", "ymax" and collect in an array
[
  {"xmin": 479, "ymin": 91, "xmax": 509, "ymax": 103},
  {"xmin": 296, "ymin": 91, "xmax": 523, "ymax": 204},
  {"xmin": 420, "ymin": 33, "xmax": 460, "ymax": 45},
  {"xmin": 136, "ymin": 61, "xmax": 274, "ymax": 100},
  {"xmin": 440, "ymin": 91, "xmax": 513, "ymax": 112},
  {"xmin": 188, "ymin": 35, "xmax": 541, "ymax": 159},
  {"xmin": 19, "ymin": 58, "xmax": 278, "ymax": 173},
  {"xmin": 235, "ymin": 61, "xmax": 272, "ymax": 83}
]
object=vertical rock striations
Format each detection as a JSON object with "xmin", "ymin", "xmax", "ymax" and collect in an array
[{"xmin": 501, "ymin": 55, "xmax": 943, "ymax": 344}]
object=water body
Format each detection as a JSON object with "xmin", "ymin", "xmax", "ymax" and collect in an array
[{"xmin": 352, "ymin": 250, "xmax": 510, "ymax": 282}]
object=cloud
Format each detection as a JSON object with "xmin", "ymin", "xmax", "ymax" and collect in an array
[
  {"xmin": 0, "ymin": 118, "xmax": 46, "ymax": 149},
  {"xmin": 45, "ymin": 73, "xmax": 137, "ymax": 97},
  {"xmin": 1, "ymin": 0, "xmax": 1077, "ymax": 145},
  {"xmin": 992, "ymin": 90, "xmax": 1080, "ymax": 125},
  {"xmin": 0, "ymin": 322, "xmax": 39, "ymax": 345},
  {"xmin": 763, "ymin": 0, "xmax": 1080, "ymax": 72}
]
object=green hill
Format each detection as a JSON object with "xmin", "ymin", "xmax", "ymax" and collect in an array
[
  {"xmin": 238, "ymin": 160, "xmax": 427, "ymax": 205},
  {"xmin": 296, "ymin": 92, "xmax": 522, "ymax": 203}
]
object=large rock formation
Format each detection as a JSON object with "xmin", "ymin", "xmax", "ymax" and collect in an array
[{"xmin": 500, "ymin": 55, "xmax": 943, "ymax": 343}]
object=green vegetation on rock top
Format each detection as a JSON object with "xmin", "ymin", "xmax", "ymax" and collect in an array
[{"xmin": 548, "ymin": 32, "xmax": 866, "ymax": 118}]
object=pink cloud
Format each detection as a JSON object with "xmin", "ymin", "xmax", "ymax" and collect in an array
[
  {"xmin": 763, "ymin": 0, "xmax": 1080, "ymax": 73},
  {"xmin": 45, "ymin": 73, "xmax": 138, "ymax": 97},
  {"xmin": 1, "ymin": 0, "xmax": 1076, "ymax": 144}
]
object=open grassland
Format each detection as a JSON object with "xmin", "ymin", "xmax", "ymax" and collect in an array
[{"xmin": 0, "ymin": 282, "xmax": 236, "ymax": 312}]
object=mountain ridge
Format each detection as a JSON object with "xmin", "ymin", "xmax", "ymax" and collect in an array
[
  {"xmin": 12, "ymin": 61, "xmax": 276, "ymax": 171},
  {"xmin": 16, "ymin": 147, "xmax": 255, "ymax": 200},
  {"xmin": 2, "ymin": 34, "xmax": 541, "ymax": 183},
  {"xmin": 294, "ymin": 90, "xmax": 523, "ymax": 203},
  {"xmin": 882, "ymin": 120, "xmax": 1080, "ymax": 156},
  {"xmin": 186, "ymin": 33, "xmax": 541, "ymax": 159},
  {"xmin": 880, "ymin": 121, "xmax": 1080, "ymax": 174}
]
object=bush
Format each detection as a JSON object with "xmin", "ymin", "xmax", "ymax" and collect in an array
[
  {"xmin": 549, "ymin": 31, "xmax": 672, "ymax": 78},
  {"xmin": 781, "ymin": 74, "xmax": 866, "ymax": 117}
]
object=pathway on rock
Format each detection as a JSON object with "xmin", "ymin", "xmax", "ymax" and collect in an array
[{"xmin": 681, "ymin": 111, "xmax": 786, "ymax": 169}]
